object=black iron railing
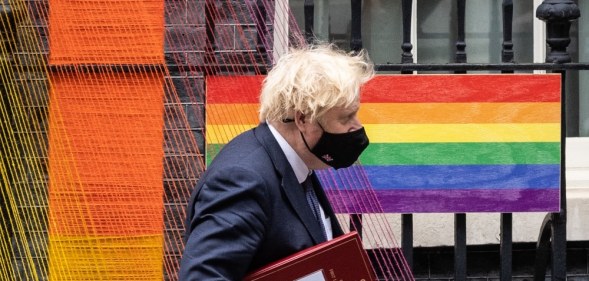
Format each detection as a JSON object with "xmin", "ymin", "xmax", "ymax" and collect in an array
[
  {"xmin": 298, "ymin": 0, "xmax": 585, "ymax": 281},
  {"xmin": 194, "ymin": 0, "xmax": 588, "ymax": 279}
]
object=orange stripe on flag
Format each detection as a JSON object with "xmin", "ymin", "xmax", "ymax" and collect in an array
[
  {"xmin": 359, "ymin": 102, "xmax": 560, "ymax": 124},
  {"xmin": 206, "ymin": 104, "xmax": 260, "ymax": 125}
]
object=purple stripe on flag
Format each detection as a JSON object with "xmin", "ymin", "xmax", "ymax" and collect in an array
[{"xmin": 326, "ymin": 188, "xmax": 560, "ymax": 213}]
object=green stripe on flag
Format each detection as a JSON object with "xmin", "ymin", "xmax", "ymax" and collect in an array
[{"xmin": 359, "ymin": 142, "xmax": 560, "ymax": 165}]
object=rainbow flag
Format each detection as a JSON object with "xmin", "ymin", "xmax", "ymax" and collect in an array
[
  {"xmin": 206, "ymin": 74, "xmax": 561, "ymax": 213},
  {"xmin": 205, "ymin": 76, "xmax": 264, "ymax": 166}
]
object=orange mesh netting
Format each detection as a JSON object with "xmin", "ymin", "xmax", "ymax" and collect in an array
[
  {"xmin": 48, "ymin": 0, "xmax": 164, "ymax": 65},
  {"xmin": 0, "ymin": 0, "xmax": 413, "ymax": 280},
  {"xmin": 47, "ymin": 71, "xmax": 164, "ymax": 280},
  {"xmin": 46, "ymin": 0, "xmax": 166, "ymax": 279}
]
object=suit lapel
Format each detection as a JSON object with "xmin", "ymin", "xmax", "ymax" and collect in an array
[{"xmin": 253, "ymin": 123, "xmax": 327, "ymax": 244}]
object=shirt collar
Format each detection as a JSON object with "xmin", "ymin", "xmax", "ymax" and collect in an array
[{"xmin": 267, "ymin": 122, "xmax": 310, "ymax": 184}]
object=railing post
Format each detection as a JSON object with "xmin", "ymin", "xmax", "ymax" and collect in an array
[
  {"xmin": 348, "ymin": 0, "xmax": 363, "ymax": 241},
  {"xmin": 537, "ymin": 0, "xmax": 581, "ymax": 137},
  {"xmin": 401, "ymin": 0, "xmax": 414, "ymax": 65},
  {"xmin": 500, "ymin": 2, "xmax": 514, "ymax": 281},
  {"xmin": 454, "ymin": 1, "xmax": 467, "ymax": 280},
  {"xmin": 454, "ymin": 0, "xmax": 467, "ymax": 66},
  {"xmin": 400, "ymin": 0, "xmax": 414, "ymax": 270},
  {"xmin": 535, "ymin": 1, "xmax": 579, "ymax": 280},
  {"xmin": 401, "ymin": 214, "xmax": 413, "ymax": 269},
  {"xmin": 304, "ymin": 0, "xmax": 314, "ymax": 43},
  {"xmin": 350, "ymin": 0, "xmax": 362, "ymax": 52},
  {"xmin": 501, "ymin": 0, "xmax": 514, "ymax": 64},
  {"xmin": 536, "ymin": 0, "xmax": 580, "ymax": 64}
]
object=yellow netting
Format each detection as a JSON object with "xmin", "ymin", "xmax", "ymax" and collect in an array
[
  {"xmin": 47, "ymin": 71, "xmax": 164, "ymax": 280},
  {"xmin": 1, "ymin": 0, "xmax": 412, "ymax": 280},
  {"xmin": 46, "ymin": 0, "xmax": 165, "ymax": 279},
  {"xmin": 48, "ymin": 235, "xmax": 163, "ymax": 281},
  {"xmin": 2, "ymin": 0, "xmax": 167, "ymax": 280},
  {"xmin": 2, "ymin": 1, "xmax": 53, "ymax": 280}
]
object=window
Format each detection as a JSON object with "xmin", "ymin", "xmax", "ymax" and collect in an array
[{"xmin": 289, "ymin": 0, "xmax": 588, "ymax": 136}]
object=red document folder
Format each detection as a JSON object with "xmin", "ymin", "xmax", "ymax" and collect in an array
[{"xmin": 244, "ymin": 231, "xmax": 376, "ymax": 281}]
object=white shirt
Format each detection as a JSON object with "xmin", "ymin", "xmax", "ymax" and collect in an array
[{"xmin": 267, "ymin": 123, "xmax": 333, "ymax": 240}]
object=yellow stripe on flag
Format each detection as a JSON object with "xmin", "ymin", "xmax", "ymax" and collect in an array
[
  {"xmin": 206, "ymin": 124, "xmax": 257, "ymax": 144},
  {"xmin": 364, "ymin": 123, "xmax": 560, "ymax": 143},
  {"xmin": 206, "ymin": 104, "xmax": 259, "ymax": 125}
]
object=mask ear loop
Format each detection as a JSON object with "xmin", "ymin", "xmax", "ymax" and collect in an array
[
  {"xmin": 299, "ymin": 115, "xmax": 325, "ymax": 153},
  {"xmin": 300, "ymin": 131, "xmax": 314, "ymax": 152},
  {"xmin": 315, "ymin": 120, "xmax": 326, "ymax": 131},
  {"xmin": 286, "ymin": 113, "xmax": 326, "ymax": 152}
]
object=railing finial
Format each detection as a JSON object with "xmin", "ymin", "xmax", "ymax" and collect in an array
[{"xmin": 535, "ymin": 0, "xmax": 580, "ymax": 63}]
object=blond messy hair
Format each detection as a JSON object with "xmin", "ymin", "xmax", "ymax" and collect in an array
[{"xmin": 259, "ymin": 44, "xmax": 374, "ymax": 122}]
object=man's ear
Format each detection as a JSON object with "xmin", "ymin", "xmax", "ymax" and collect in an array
[
  {"xmin": 296, "ymin": 111, "xmax": 306, "ymax": 123},
  {"xmin": 293, "ymin": 111, "xmax": 307, "ymax": 131}
]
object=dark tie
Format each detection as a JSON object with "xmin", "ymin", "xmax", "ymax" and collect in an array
[{"xmin": 302, "ymin": 175, "xmax": 327, "ymax": 240}]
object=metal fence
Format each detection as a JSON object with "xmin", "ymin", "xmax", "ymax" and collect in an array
[
  {"xmin": 300, "ymin": 1, "xmax": 588, "ymax": 280},
  {"xmin": 2, "ymin": 0, "xmax": 588, "ymax": 280}
]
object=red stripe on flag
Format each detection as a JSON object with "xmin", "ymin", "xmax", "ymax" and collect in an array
[
  {"xmin": 206, "ymin": 74, "xmax": 561, "ymax": 104},
  {"xmin": 207, "ymin": 76, "xmax": 264, "ymax": 103},
  {"xmin": 361, "ymin": 74, "xmax": 561, "ymax": 103}
]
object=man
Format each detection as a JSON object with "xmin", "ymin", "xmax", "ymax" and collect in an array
[{"xmin": 179, "ymin": 44, "xmax": 374, "ymax": 280}]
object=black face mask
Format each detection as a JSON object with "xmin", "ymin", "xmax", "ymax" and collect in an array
[{"xmin": 301, "ymin": 123, "xmax": 369, "ymax": 169}]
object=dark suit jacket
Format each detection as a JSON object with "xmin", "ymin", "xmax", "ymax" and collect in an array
[{"xmin": 178, "ymin": 122, "xmax": 344, "ymax": 280}]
